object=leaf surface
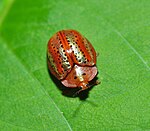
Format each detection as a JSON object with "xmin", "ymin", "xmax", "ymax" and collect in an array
[{"xmin": 0, "ymin": 0, "xmax": 150, "ymax": 130}]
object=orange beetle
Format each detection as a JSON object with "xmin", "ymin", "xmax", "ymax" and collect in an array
[{"xmin": 47, "ymin": 30, "xmax": 99, "ymax": 94}]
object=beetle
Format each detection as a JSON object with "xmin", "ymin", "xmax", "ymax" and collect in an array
[{"xmin": 47, "ymin": 29, "xmax": 99, "ymax": 94}]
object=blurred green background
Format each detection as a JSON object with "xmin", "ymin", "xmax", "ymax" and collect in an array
[{"xmin": 0, "ymin": 0, "xmax": 150, "ymax": 130}]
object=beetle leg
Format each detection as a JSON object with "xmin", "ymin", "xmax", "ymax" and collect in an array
[
  {"xmin": 95, "ymin": 80, "xmax": 100, "ymax": 85},
  {"xmin": 96, "ymin": 52, "xmax": 100, "ymax": 57}
]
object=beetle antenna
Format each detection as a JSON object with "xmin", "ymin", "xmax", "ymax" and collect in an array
[
  {"xmin": 90, "ymin": 80, "xmax": 100, "ymax": 87},
  {"xmin": 73, "ymin": 87, "xmax": 82, "ymax": 97},
  {"xmin": 73, "ymin": 80, "xmax": 100, "ymax": 97}
]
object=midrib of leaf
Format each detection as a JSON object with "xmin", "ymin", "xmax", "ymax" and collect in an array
[
  {"xmin": 0, "ymin": 2, "xmax": 73, "ymax": 131},
  {"xmin": 0, "ymin": 0, "xmax": 14, "ymax": 28}
]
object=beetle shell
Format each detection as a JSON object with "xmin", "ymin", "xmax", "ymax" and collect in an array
[{"xmin": 47, "ymin": 30, "xmax": 98, "ymax": 91}]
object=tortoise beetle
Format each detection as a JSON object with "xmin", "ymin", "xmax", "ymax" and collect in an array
[{"xmin": 47, "ymin": 30, "xmax": 99, "ymax": 94}]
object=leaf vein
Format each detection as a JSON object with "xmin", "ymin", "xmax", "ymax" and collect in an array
[{"xmin": 115, "ymin": 30, "xmax": 150, "ymax": 71}]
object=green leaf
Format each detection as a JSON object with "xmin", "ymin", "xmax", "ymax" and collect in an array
[{"xmin": 0, "ymin": 0, "xmax": 150, "ymax": 130}]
